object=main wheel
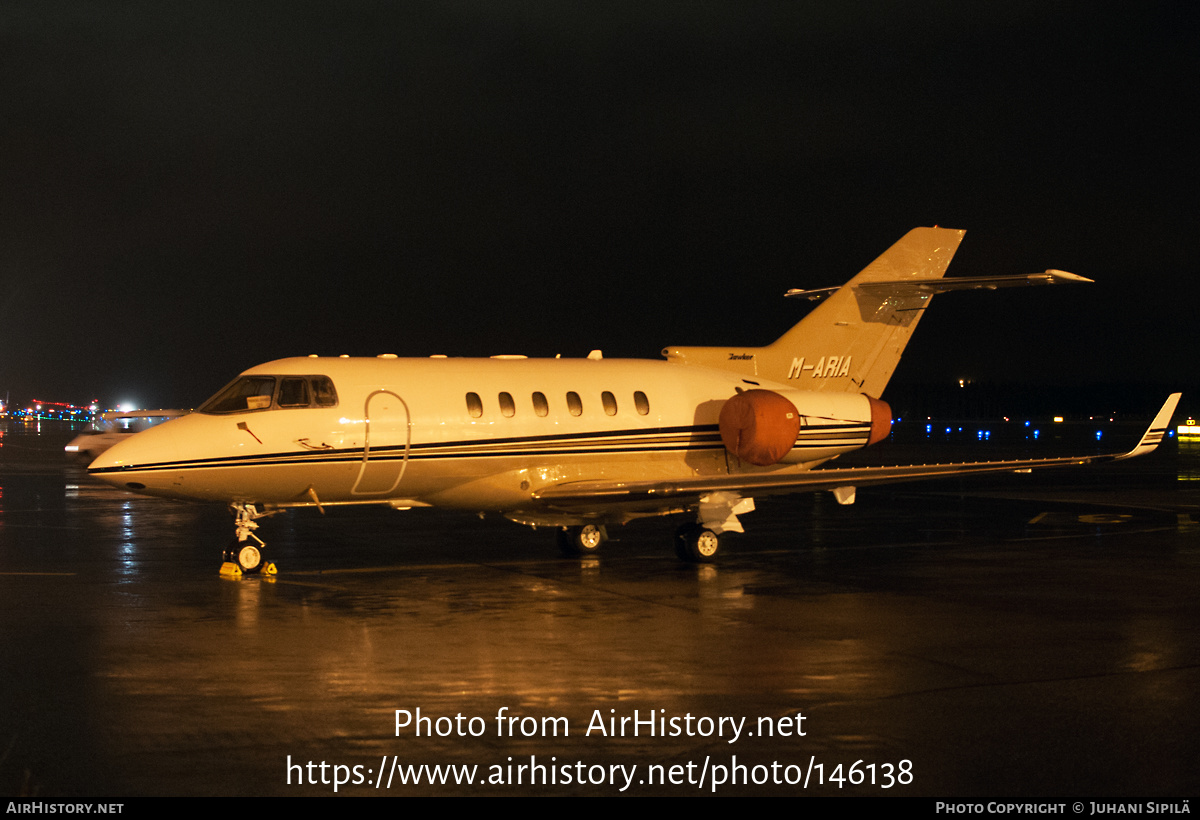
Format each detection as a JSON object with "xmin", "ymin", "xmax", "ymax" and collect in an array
[
  {"xmin": 675, "ymin": 524, "xmax": 721, "ymax": 563},
  {"xmin": 558, "ymin": 524, "xmax": 606, "ymax": 556}
]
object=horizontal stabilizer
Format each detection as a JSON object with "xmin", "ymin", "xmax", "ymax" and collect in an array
[{"xmin": 785, "ymin": 270, "xmax": 1092, "ymax": 301}]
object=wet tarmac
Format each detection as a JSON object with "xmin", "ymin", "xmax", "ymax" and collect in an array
[{"xmin": 2, "ymin": 422, "xmax": 1198, "ymax": 796}]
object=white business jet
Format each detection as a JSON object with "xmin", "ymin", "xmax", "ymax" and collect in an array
[{"xmin": 88, "ymin": 228, "xmax": 1180, "ymax": 575}]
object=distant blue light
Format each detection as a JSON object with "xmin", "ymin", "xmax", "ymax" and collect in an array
[
  {"xmin": 1024, "ymin": 420, "xmax": 1031, "ymax": 427},
  {"xmin": 1095, "ymin": 430, "xmax": 1103, "ymax": 440}
]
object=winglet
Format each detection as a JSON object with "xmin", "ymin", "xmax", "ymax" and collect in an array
[{"xmin": 1116, "ymin": 393, "xmax": 1181, "ymax": 460}]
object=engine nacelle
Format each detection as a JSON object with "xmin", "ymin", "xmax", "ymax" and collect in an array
[{"xmin": 719, "ymin": 388, "xmax": 891, "ymax": 466}]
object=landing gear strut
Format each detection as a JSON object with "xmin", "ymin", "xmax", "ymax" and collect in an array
[
  {"xmin": 220, "ymin": 503, "xmax": 279, "ymax": 577},
  {"xmin": 557, "ymin": 524, "xmax": 606, "ymax": 556},
  {"xmin": 671, "ymin": 492, "xmax": 752, "ymax": 563}
]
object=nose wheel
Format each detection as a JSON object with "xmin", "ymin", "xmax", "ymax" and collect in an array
[
  {"xmin": 220, "ymin": 503, "xmax": 279, "ymax": 577},
  {"xmin": 222, "ymin": 536, "xmax": 274, "ymax": 575}
]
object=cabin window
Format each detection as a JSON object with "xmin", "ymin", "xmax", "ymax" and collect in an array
[
  {"xmin": 634, "ymin": 391, "xmax": 650, "ymax": 415},
  {"xmin": 601, "ymin": 391, "xmax": 617, "ymax": 416},
  {"xmin": 566, "ymin": 391, "xmax": 582, "ymax": 417},
  {"xmin": 532, "ymin": 392, "xmax": 549, "ymax": 417},
  {"xmin": 466, "ymin": 392, "xmax": 483, "ymax": 418},
  {"xmin": 499, "ymin": 392, "xmax": 515, "ymax": 418}
]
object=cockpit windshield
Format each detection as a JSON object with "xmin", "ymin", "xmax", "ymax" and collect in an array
[{"xmin": 198, "ymin": 375, "xmax": 339, "ymax": 414}]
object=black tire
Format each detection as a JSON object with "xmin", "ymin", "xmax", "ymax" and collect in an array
[
  {"xmin": 227, "ymin": 539, "xmax": 263, "ymax": 573},
  {"xmin": 558, "ymin": 524, "xmax": 605, "ymax": 556},
  {"xmin": 676, "ymin": 524, "xmax": 721, "ymax": 563}
]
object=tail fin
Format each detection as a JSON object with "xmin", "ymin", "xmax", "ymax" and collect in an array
[{"xmin": 663, "ymin": 227, "xmax": 965, "ymax": 398}]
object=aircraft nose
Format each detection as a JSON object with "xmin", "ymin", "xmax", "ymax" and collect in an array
[
  {"xmin": 90, "ymin": 431, "xmax": 155, "ymax": 470},
  {"xmin": 87, "ymin": 420, "xmax": 183, "ymax": 493}
]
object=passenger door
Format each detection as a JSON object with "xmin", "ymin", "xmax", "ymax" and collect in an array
[{"xmin": 351, "ymin": 389, "xmax": 410, "ymax": 495}]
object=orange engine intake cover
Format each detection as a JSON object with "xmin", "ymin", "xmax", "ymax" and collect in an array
[{"xmin": 718, "ymin": 389, "xmax": 801, "ymax": 466}]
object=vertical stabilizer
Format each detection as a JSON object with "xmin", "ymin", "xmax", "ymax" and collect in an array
[{"xmin": 663, "ymin": 227, "xmax": 965, "ymax": 397}]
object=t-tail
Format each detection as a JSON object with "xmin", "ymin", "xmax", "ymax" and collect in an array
[{"xmin": 663, "ymin": 226, "xmax": 967, "ymax": 398}]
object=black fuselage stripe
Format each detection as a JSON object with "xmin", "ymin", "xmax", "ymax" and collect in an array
[
  {"xmin": 91, "ymin": 443, "xmax": 724, "ymax": 473},
  {"xmin": 89, "ymin": 423, "xmax": 871, "ymax": 474}
]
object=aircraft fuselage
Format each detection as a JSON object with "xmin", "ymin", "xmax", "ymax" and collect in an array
[{"xmin": 90, "ymin": 355, "xmax": 882, "ymax": 527}]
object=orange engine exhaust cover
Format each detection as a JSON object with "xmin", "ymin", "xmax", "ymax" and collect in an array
[{"xmin": 866, "ymin": 395, "xmax": 892, "ymax": 445}]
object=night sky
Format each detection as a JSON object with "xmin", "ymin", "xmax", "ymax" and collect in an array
[{"xmin": 1, "ymin": 2, "xmax": 1195, "ymax": 410}]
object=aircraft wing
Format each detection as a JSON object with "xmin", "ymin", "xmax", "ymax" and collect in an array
[{"xmin": 534, "ymin": 394, "xmax": 1180, "ymax": 506}]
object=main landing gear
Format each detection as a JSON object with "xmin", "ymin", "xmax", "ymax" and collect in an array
[
  {"xmin": 674, "ymin": 523, "xmax": 722, "ymax": 563},
  {"xmin": 557, "ymin": 524, "xmax": 607, "ymax": 557},
  {"xmin": 555, "ymin": 493, "xmax": 749, "ymax": 563},
  {"xmin": 554, "ymin": 521, "xmax": 725, "ymax": 563},
  {"xmin": 671, "ymin": 491, "xmax": 753, "ymax": 563},
  {"xmin": 220, "ymin": 503, "xmax": 278, "ymax": 577}
]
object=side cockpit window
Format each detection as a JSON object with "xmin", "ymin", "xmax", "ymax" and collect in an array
[
  {"xmin": 201, "ymin": 377, "xmax": 277, "ymax": 414},
  {"xmin": 199, "ymin": 375, "xmax": 339, "ymax": 414},
  {"xmin": 278, "ymin": 378, "xmax": 310, "ymax": 407},
  {"xmin": 312, "ymin": 376, "xmax": 338, "ymax": 407}
]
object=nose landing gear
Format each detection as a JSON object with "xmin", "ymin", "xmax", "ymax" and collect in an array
[{"xmin": 220, "ymin": 503, "xmax": 279, "ymax": 577}]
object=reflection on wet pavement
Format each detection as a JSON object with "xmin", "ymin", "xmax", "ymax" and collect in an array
[{"xmin": 1, "ymin": 427, "xmax": 1198, "ymax": 795}]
